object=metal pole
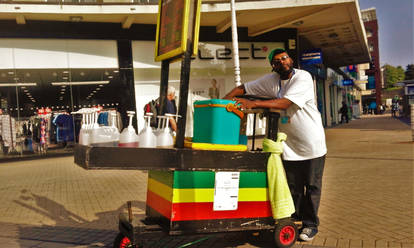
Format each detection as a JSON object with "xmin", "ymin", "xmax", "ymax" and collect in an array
[
  {"xmin": 230, "ymin": 0, "xmax": 241, "ymax": 86},
  {"xmin": 159, "ymin": 60, "xmax": 170, "ymax": 115},
  {"xmin": 175, "ymin": 40, "xmax": 192, "ymax": 148}
]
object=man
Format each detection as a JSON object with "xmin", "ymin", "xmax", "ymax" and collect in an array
[
  {"xmin": 164, "ymin": 86, "xmax": 177, "ymax": 132},
  {"xmin": 339, "ymin": 101, "xmax": 349, "ymax": 123},
  {"xmin": 224, "ymin": 48, "xmax": 327, "ymax": 241}
]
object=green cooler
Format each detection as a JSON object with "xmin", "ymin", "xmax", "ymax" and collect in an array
[{"xmin": 193, "ymin": 99, "xmax": 243, "ymax": 145}]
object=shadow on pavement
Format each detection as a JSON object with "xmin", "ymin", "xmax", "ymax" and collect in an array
[
  {"xmin": 10, "ymin": 189, "xmax": 298, "ymax": 248},
  {"xmin": 10, "ymin": 189, "xmax": 146, "ymax": 247},
  {"xmin": 332, "ymin": 114, "xmax": 411, "ymax": 131}
]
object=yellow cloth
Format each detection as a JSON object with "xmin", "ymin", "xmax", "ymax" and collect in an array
[{"xmin": 263, "ymin": 134, "xmax": 295, "ymax": 219}]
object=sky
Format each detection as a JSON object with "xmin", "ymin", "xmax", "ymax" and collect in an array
[{"xmin": 358, "ymin": 0, "xmax": 414, "ymax": 68}]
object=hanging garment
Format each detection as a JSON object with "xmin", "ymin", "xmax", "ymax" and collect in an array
[
  {"xmin": 53, "ymin": 114, "xmax": 74, "ymax": 142},
  {"xmin": 0, "ymin": 115, "xmax": 16, "ymax": 148}
]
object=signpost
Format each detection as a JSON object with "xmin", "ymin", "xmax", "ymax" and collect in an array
[
  {"xmin": 154, "ymin": 0, "xmax": 201, "ymax": 148},
  {"xmin": 155, "ymin": 0, "xmax": 201, "ymax": 62}
]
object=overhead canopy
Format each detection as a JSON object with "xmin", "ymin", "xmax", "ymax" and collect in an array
[{"xmin": 0, "ymin": 0, "xmax": 370, "ymax": 68}]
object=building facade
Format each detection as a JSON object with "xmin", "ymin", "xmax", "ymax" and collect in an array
[
  {"xmin": 361, "ymin": 8, "xmax": 382, "ymax": 112},
  {"xmin": 0, "ymin": 0, "xmax": 370, "ymax": 160}
]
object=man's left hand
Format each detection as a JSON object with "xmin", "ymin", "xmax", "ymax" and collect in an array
[{"xmin": 233, "ymin": 97, "xmax": 256, "ymax": 109}]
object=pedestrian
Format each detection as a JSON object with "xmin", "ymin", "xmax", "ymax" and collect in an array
[
  {"xmin": 369, "ymin": 101, "xmax": 376, "ymax": 114},
  {"xmin": 223, "ymin": 48, "xmax": 327, "ymax": 242},
  {"xmin": 163, "ymin": 86, "xmax": 178, "ymax": 132},
  {"xmin": 339, "ymin": 101, "xmax": 349, "ymax": 123}
]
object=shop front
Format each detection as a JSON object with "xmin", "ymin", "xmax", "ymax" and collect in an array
[{"xmin": 0, "ymin": 38, "xmax": 135, "ymax": 160}]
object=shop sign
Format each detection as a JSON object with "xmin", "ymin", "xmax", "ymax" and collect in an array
[
  {"xmin": 342, "ymin": 79, "xmax": 354, "ymax": 86},
  {"xmin": 300, "ymin": 49, "xmax": 323, "ymax": 65}
]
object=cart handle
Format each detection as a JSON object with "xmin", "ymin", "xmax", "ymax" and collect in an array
[{"xmin": 194, "ymin": 103, "xmax": 244, "ymax": 119}]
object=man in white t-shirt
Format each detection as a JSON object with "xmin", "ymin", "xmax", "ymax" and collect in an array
[{"xmin": 224, "ymin": 48, "xmax": 327, "ymax": 242}]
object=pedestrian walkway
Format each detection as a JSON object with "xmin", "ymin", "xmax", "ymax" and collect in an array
[{"xmin": 0, "ymin": 113, "xmax": 412, "ymax": 247}]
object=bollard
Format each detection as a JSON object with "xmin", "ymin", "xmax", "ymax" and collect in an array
[{"xmin": 411, "ymin": 105, "xmax": 414, "ymax": 141}]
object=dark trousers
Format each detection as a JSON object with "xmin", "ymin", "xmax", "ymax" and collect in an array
[
  {"xmin": 340, "ymin": 113, "xmax": 349, "ymax": 123},
  {"xmin": 283, "ymin": 155, "xmax": 325, "ymax": 229}
]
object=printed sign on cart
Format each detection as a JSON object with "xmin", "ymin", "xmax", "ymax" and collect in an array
[{"xmin": 213, "ymin": 172, "xmax": 240, "ymax": 211}]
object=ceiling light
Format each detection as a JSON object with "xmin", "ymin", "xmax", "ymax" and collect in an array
[
  {"xmin": 104, "ymin": 71, "xmax": 109, "ymax": 76},
  {"xmin": 21, "ymin": 86, "xmax": 26, "ymax": 89},
  {"xmin": 96, "ymin": 88, "xmax": 100, "ymax": 90},
  {"xmin": 113, "ymin": 70, "xmax": 119, "ymax": 73},
  {"xmin": 0, "ymin": 83, "xmax": 37, "ymax": 87},
  {"xmin": 63, "ymin": 71, "xmax": 69, "ymax": 74},
  {"xmin": 99, "ymin": 84, "xmax": 103, "ymax": 87},
  {"xmin": 24, "ymin": 89, "xmax": 28, "ymax": 92},
  {"xmin": 8, "ymin": 71, "xmax": 14, "ymax": 75},
  {"xmin": 93, "ymin": 90, "xmax": 97, "ymax": 93},
  {"xmin": 51, "ymin": 81, "xmax": 110, "ymax": 86},
  {"xmin": 108, "ymin": 76, "xmax": 113, "ymax": 79},
  {"xmin": 62, "ymin": 77, "xmax": 68, "ymax": 80}
]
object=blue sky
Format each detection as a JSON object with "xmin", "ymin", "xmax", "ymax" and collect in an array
[{"xmin": 358, "ymin": 0, "xmax": 414, "ymax": 68}]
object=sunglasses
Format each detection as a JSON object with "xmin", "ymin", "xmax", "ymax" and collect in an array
[{"xmin": 272, "ymin": 55, "xmax": 290, "ymax": 65}]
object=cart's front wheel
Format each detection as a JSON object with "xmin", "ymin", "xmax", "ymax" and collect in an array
[
  {"xmin": 113, "ymin": 233, "xmax": 137, "ymax": 248},
  {"xmin": 274, "ymin": 219, "xmax": 297, "ymax": 248}
]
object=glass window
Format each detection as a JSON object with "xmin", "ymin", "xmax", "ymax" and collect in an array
[
  {"xmin": 0, "ymin": 39, "xmax": 125, "ymax": 160},
  {"xmin": 366, "ymin": 28, "xmax": 373, "ymax": 38}
]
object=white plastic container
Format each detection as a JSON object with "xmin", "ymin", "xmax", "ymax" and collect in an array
[
  {"xmin": 118, "ymin": 111, "xmax": 139, "ymax": 148},
  {"xmin": 138, "ymin": 113, "xmax": 157, "ymax": 148}
]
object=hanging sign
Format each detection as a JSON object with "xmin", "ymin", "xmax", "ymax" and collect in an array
[
  {"xmin": 154, "ymin": 0, "xmax": 201, "ymax": 62},
  {"xmin": 300, "ymin": 49, "xmax": 323, "ymax": 65}
]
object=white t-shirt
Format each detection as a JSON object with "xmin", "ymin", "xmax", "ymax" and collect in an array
[{"xmin": 244, "ymin": 69, "xmax": 327, "ymax": 161}]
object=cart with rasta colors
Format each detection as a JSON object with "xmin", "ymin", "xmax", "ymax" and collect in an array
[{"xmin": 74, "ymin": 106, "xmax": 298, "ymax": 248}]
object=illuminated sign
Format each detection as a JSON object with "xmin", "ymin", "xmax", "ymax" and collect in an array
[{"xmin": 300, "ymin": 49, "xmax": 323, "ymax": 65}]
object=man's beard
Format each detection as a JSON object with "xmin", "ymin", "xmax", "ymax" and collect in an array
[{"xmin": 275, "ymin": 64, "xmax": 293, "ymax": 79}]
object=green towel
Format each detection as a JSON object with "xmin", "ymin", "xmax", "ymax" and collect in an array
[{"xmin": 263, "ymin": 133, "xmax": 295, "ymax": 219}]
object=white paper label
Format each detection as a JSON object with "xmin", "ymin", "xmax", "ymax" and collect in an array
[{"xmin": 213, "ymin": 172, "xmax": 240, "ymax": 211}]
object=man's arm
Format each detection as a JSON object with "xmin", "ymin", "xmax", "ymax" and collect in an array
[
  {"xmin": 169, "ymin": 118, "xmax": 177, "ymax": 132},
  {"xmin": 223, "ymin": 85, "xmax": 246, "ymax": 100},
  {"xmin": 235, "ymin": 97, "xmax": 293, "ymax": 110}
]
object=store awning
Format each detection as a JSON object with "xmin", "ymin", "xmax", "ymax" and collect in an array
[{"xmin": 0, "ymin": 0, "xmax": 370, "ymax": 68}]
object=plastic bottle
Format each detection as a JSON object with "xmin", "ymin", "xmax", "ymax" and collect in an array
[
  {"xmin": 79, "ymin": 110, "xmax": 90, "ymax": 146},
  {"xmin": 156, "ymin": 114, "xmax": 174, "ymax": 147},
  {"xmin": 118, "ymin": 111, "xmax": 139, "ymax": 148},
  {"xmin": 138, "ymin": 113, "xmax": 157, "ymax": 148}
]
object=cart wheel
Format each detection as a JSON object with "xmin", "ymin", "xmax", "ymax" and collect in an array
[
  {"xmin": 113, "ymin": 233, "xmax": 138, "ymax": 248},
  {"xmin": 274, "ymin": 219, "xmax": 297, "ymax": 248}
]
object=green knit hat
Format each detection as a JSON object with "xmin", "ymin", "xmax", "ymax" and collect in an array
[{"xmin": 267, "ymin": 48, "xmax": 287, "ymax": 63}]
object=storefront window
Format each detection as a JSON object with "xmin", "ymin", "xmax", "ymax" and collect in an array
[{"xmin": 0, "ymin": 39, "xmax": 125, "ymax": 160}]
